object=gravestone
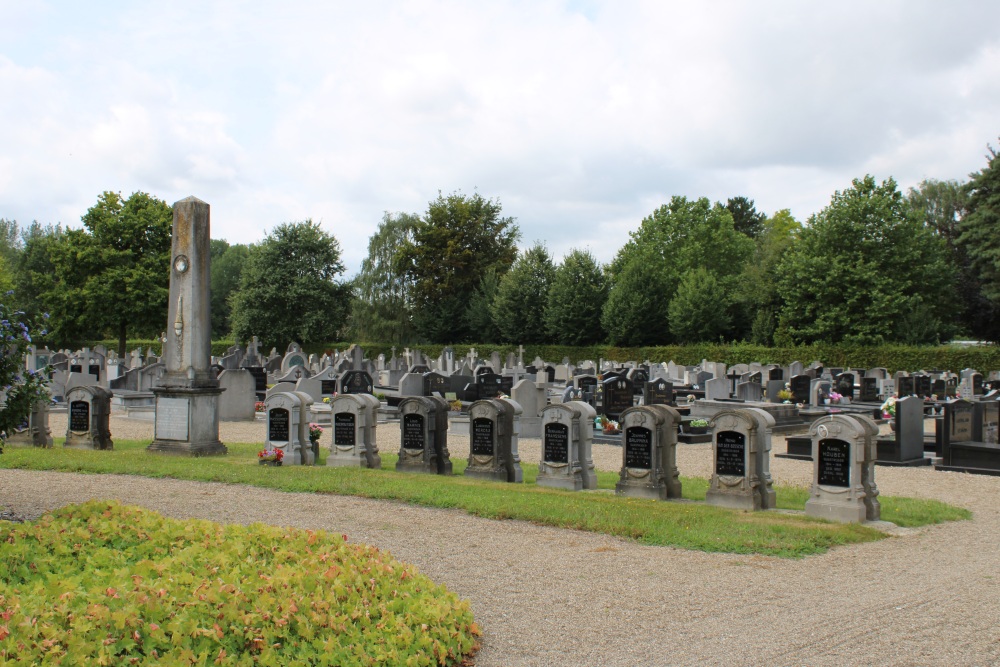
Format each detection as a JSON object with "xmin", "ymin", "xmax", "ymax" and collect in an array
[
  {"xmin": 399, "ymin": 373, "xmax": 424, "ymax": 397},
  {"xmin": 875, "ymin": 395, "xmax": 926, "ymax": 465},
  {"xmin": 5, "ymin": 399, "xmax": 53, "ymax": 448},
  {"xmin": 327, "ymin": 393, "xmax": 382, "ymax": 468},
  {"xmin": 264, "ymin": 391, "xmax": 304, "ymax": 464},
  {"xmin": 64, "ymin": 386, "xmax": 113, "ymax": 450},
  {"xmin": 423, "ymin": 371, "xmax": 449, "ymax": 397},
  {"xmin": 148, "ymin": 197, "xmax": 226, "ymax": 456},
  {"xmin": 705, "ymin": 408, "xmax": 776, "ymax": 511},
  {"xmin": 601, "ymin": 376, "xmax": 634, "ymax": 421},
  {"xmin": 396, "ymin": 396, "xmax": 452, "ymax": 475},
  {"xmin": 735, "ymin": 381, "xmax": 763, "ymax": 402},
  {"xmin": 217, "ymin": 369, "xmax": 256, "ymax": 421},
  {"xmin": 858, "ymin": 377, "xmax": 878, "ymax": 402},
  {"xmin": 644, "ymin": 379, "xmax": 673, "ymax": 406},
  {"xmin": 705, "ymin": 377, "xmax": 728, "ymax": 401},
  {"xmin": 789, "ymin": 375, "xmax": 810, "ymax": 404},
  {"xmin": 511, "ymin": 378, "xmax": 544, "ymax": 438},
  {"xmin": 974, "ymin": 400, "xmax": 999, "ymax": 444},
  {"xmin": 476, "ymin": 372, "xmax": 504, "ymax": 399},
  {"xmin": 897, "ymin": 376, "xmax": 915, "ymax": 397},
  {"xmin": 339, "ymin": 370, "xmax": 374, "ymax": 395},
  {"xmin": 464, "ymin": 399, "xmax": 523, "ymax": 483},
  {"xmin": 835, "ymin": 373, "xmax": 855, "ymax": 400},
  {"xmin": 245, "ymin": 366, "xmax": 267, "ymax": 398},
  {"xmin": 805, "ymin": 414, "xmax": 880, "ymax": 523},
  {"xmin": 537, "ymin": 401, "xmax": 598, "ymax": 491},
  {"xmin": 615, "ymin": 404, "xmax": 682, "ymax": 500}
]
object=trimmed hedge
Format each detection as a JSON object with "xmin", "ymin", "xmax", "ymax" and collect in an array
[
  {"xmin": 0, "ymin": 500, "xmax": 479, "ymax": 666},
  {"xmin": 82, "ymin": 339, "xmax": 999, "ymax": 374}
]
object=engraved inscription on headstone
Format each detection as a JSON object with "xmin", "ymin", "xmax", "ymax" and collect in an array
[
  {"xmin": 268, "ymin": 408, "xmax": 290, "ymax": 441},
  {"xmin": 983, "ymin": 402, "xmax": 999, "ymax": 444},
  {"xmin": 715, "ymin": 430, "xmax": 746, "ymax": 477},
  {"xmin": 402, "ymin": 413, "xmax": 425, "ymax": 450},
  {"xmin": 334, "ymin": 412, "xmax": 355, "ymax": 446},
  {"xmin": 951, "ymin": 404, "xmax": 973, "ymax": 442},
  {"xmin": 472, "ymin": 417, "xmax": 494, "ymax": 456},
  {"xmin": 544, "ymin": 423, "xmax": 569, "ymax": 464},
  {"xmin": 155, "ymin": 397, "xmax": 190, "ymax": 441},
  {"xmin": 818, "ymin": 439, "xmax": 851, "ymax": 487},
  {"xmin": 70, "ymin": 401, "xmax": 90, "ymax": 432},
  {"xmin": 624, "ymin": 427, "xmax": 652, "ymax": 469}
]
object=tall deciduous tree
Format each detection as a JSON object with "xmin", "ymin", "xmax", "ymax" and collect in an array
[
  {"xmin": 669, "ymin": 268, "xmax": 731, "ymax": 343},
  {"xmin": 602, "ymin": 197, "xmax": 753, "ymax": 346},
  {"xmin": 230, "ymin": 221, "xmax": 352, "ymax": 350},
  {"xmin": 491, "ymin": 243, "xmax": 554, "ymax": 343},
  {"xmin": 959, "ymin": 143, "xmax": 1000, "ymax": 341},
  {"xmin": 545, "ymin": 249, "xmax": 607, "ymax": 345},
  {"xmin": 777, "ymin": 175, "xmax": 955, "ymax": 345},
  {"xmin": 349, "ymin": 212, "xmax": 418, "ymax": 343},
  {"xmin": 14, "ymin": 222, "xmax": 64, "ymax": 328},
  {"xmin": 395, "ymin": 192, "xmax": 519, "ymax": 343},
  {"xmin": 209, "ymin": 240, "xmax": 250, "ymax": 339},
  {"xmin": 463, "ymin": 269, "xmax": 501, "ymax": 344},
  {"xmin": 733, "ymin": 209, "xmax": 801, "ymax": 344}
]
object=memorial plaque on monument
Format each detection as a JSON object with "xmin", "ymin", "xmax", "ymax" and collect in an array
[
  {"xmin": 340, "ymin": 370, "xmax": 373, "ymax": 395},
  {"xmin": 321, "ymin": 380, "xmax": 337, "ymax": 395},
  {"xmin": 88, "ymin": 364, "xmax": 101, "ymax": 380},
  {"xmin": 70, "ymin": 364, "xmax": 82, "ymax": 374},
  {"xmin": 334, "ymin": 412, "xmax": 356, "ymax": 447},
  {"xmin": 715, "ymin": 431, "xmax": 746, "ymax": 477},
  {"xmin": 982, "ymin": 402, "xmax": 999, "ymax": 444},
  {"xmin": 624, "ymin": 426, "xmax": 652, "ymax": 469},
  {"xmin": 817, "ymin": 439, "xmax": 851, "ymax": 487},
  {"xmin": 897, "ymin": 376, "xmax": 915, "ymax": 396},
  {"xmin": 472, "ymin": 417, "xmax": 494, "ymax": 456},
  {"xmin": 543, "ymin": 423, "xmax": 569, "ymax": 464},
  {"xmin": 402, "ymin": 413, "xmax": 425, "ymax": 450},
  {"xmin": 602, "ymin": 377, "xmax": 634, "ymax": 420},
  {"xmin": 155, "ymin": 397, "xmax": 189, "ymax": 441},
  {"xmin": 70, "ymin": 401, "xmax": 89, "ymax": 432},
  {"xmin": 950, "ymin": 402, "xmax": 974, "ymax": 442},
  {"xmin": 269, "ymin": 408, "xmax": 290, "ymax": 441}
]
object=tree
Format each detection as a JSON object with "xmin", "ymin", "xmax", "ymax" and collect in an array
[
  {"xmin": 13, "ymin": 222, "xmax": 62, "ymax": 323},
  {"xmin": 349, "ymin": 212, "xmax": 419, "ymax": 343},
  {"xmin": 395, "ymin": 192, "xmax": 520, "ymax": 343},
  {"xmin": 959, "ymin": 143, "xmax": 1000, "ymax": 341},
  {"xmin": 490, "ymin": 243, "xmax": 555, "ymax": 343},
  {"xmin": 209, "ymin": 240, "xmax": 250, "ymax": 339},
  {"xmin": 229, "ymin": 221, "xmax": 352, "ymax": 350},
  {"xmin": 668, "ymin": 268, "xmax": 732, "ymax": 343},
  {"xmin": 725, "ymin": 196, "xmax": 767, "ymax": 239},
  {"xmin": 602, "ymin": 197, "xmax": 753, "ymax": 346},
  {"xmin": 777, "ymin": 175, "xmax": 955, "ymax": 344},
  {"xmin": 545, "ymin": 249, "xmax": 607, "ymax": 345},
  {"xmin": 463, "ymin": 269, "xmax": 501, "ymax": 344}
]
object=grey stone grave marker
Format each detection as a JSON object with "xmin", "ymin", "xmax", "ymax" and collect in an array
[
  {"xmin": 805, "ymin": 414, "xmax": 880, "ymax": 523},
  {"xmin": 538, "ymin": 401, "xmax": 598, "ymax": 491},
  {"xmin": 397, "ymin": 396, "xmax": 452, "ymax": 474},
  {"xmin": 615, "ymin": 404, "xmax": 682, "ymax": 500},
  {"xmin": 705, "ymin": 408, "xmax": 776, "ymax": 511},
  {"xmin": 328, "ymin": 393, "xmax": 382, "ymax": 468},
  {"xmin": 65, "ymin": 386, "xmax": 113, "ymax": 450}
]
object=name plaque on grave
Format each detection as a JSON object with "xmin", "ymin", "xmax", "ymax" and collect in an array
[
  {"xmin": 321, "ymin": 380, "xmax": 337, "ymax": 395},
  {"xmin": 268, "ymin": 408, "xmax": 290, "ymax": 442},
  {"xmin": 817, "ymin": 439, "xmax": 851, "ymax": 487},
  {"xmin": 624, "ymin": 427, "xmax": 652, "ymax": 469},
  {"xmin": 70, "ymin": 364, "xmax": 82, "ymax": 374},
  {"xmin": 69, "ymin": 401, "xmax": 90, "ymax": 432},
  {"xmin": 951, "ymin": 406, "xmax": 973, "ymax": 442},
  {"xmin": 402, "ymin": 414, "xmax": 424, "ymax": 450},
  {"xmin": 155, "ymin": 397, "xmax": 189, "ymax": 441},
  {"xmin": 984, "ymin": 403, "xmax": 999, "ymax": 444},
  {"xmin": 334, "ymin": 413, "xmax": 355, "ymax": 446},
  {"xmin": 543, "ymin": 423, "xmax": 569, "ymax": 464},
  {"xmin": 472, "ymin": 418, "xmax": 494, "ymax": 456},
  {"xmin": 715, "ymin": 431, "xmax": 746, "ymax": 477},
  {"xmin": 88, "ymin": 364, "xmax": 101, "ymax": 380}
]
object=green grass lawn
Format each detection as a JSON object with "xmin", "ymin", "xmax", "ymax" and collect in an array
[{"xmin": 0, "ymin": 439, "xmax": 970, "ymax": 558}]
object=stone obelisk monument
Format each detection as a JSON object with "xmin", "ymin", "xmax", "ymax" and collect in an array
[{"xmin": 147, "ymin": 197, "xmax": 227, "ymax": 456}]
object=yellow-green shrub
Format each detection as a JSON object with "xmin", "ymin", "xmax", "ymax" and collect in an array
[{"xmin": 0, "ymin": 501, "xmax": 479, "ymax": 666}]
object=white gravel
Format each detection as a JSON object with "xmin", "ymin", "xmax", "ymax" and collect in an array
[{"xmin": 2, "ymin": 414, "xmax": 999, "ymax": 666}]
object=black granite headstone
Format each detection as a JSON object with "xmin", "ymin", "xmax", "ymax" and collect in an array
[
  {"xmin": 897, "ymin": 376, "xmax": 915, "ymax": 396},
  {"xmin": 790, "ymin": 375, "xmax": 811, "ymax": 404},
  {"xmin": 334, "ymin": 412, "xmax": 355, "ymax": 446},
  {"xmin": 321, "ymin": 380, "xmax": 338, "ymax": 395},
  {"xmin": 715, "ymin": 431, "xmax": 746, "ymax": 477},
  {"xmin": 423, "ymin": 372, "xmax": 448, "ymax": 396},
  {"xmin": 340, "ymin": 370, "xmax": 374, "ymax": 395},
  {"xmin": 624, "ymin": 426, "xmax": 652, "ymax": 469},
  {"xmin": 247, "ymin": 366, "xmax": 267, "ymax": 392},
  {"xmin": 644, "ymin": 379, "xmax": 673, "ymax": 406},
  {"xmin": 914, "ymin": 375, "xmax": 931, "ymax": 398},
  {"xmin": 268, "ymin": 408, "xmax": 290, "ymax": 441},
  {"xmin": 543, "ymin": 423, "xmax": 569, "ymax": 464},
  {"xmin": 602, "ymin": 377, "xmax": 634, "ymax": 420},
  {"xmin": 817, "ymin": 439, "xmax": 850, "ymax": 487},
  {"xmin": 859, "ymin": 377, "xmax": 878, "ymax": 402}
]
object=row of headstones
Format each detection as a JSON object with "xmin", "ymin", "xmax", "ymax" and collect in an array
[{"xmin": 6, "ymin": 386, "xmax": 115, "ymax": 450}]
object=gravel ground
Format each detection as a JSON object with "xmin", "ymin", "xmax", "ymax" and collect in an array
[{"xmin": 2, "ymin": 414, "xmax": 1000, "ymax": 666}]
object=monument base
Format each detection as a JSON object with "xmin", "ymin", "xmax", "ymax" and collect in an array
[
  {"xmin": 804, "ymin": 497, "xmax": 867, "ymax": 523},
  {"xmin": 706, "ymin": 488, "xmax": 760, "ymax": 511},
  {"xmin": 464, "ymin": 463, "xmax": 509, "ymax": 483},
  {"xmin": 147, "ymin": 386, "xmax": 227, "ymax": 456},
  {"xmin": 875, "ymin": 437, "xmax": 932, "ymax": 467},
  {"xmin": 536, "ymin": 471, "xmax": 584, "ymax": 491}
]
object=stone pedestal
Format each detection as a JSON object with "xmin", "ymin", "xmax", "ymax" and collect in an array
[
  {"xmin": 147, "ymin": 387, "xmax": 226, "ymax": 456},
  {"xmin": 705, "ymin": 408, "xmax": 776, "ymax": 511}
]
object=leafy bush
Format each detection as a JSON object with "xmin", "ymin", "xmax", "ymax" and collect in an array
[{"xmin": 0, "ymin": 501, "xmax": 479, "ymax": 665}]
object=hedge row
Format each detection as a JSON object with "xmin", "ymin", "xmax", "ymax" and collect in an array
[{"xmin": 84, "ymin": 339, "xmax": 999, "ymax": 374}]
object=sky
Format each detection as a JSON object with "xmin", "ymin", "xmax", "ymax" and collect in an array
[{"xmin": 1, "ymin": 0, "xmax": 999, "ymax": 275}]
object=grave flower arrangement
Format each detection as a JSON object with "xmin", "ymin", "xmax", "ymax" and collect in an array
[
  {"xmin": 880, "ymin": 396, "xmax": 897, "ymax": 419},
  {"xmin": 258, "ymin": 447, "xmax": 283, "ymax": 463},
  {"xmin": 308, "ymin": 423, "xmax": 323, "ymax": 444},
  {"xmin": 777, "ymin": 389, "xmax": 793, "ymax": 403},
  {"xmin": 254, "ymin": 401, "xmax": 265, "ymax": 413},
  {"xmin": 596, "ymin": 415, "xmax": 620, "ymax": 434},
  {"xmin": 828, "ymin": 391, "xmax": 843, "ymax": 404}
]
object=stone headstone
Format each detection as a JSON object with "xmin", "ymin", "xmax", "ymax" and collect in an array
[
  {"xmin": 5, "ymin": 399, "xmax": 53, "ymax": 448},
  {"xmin": 601, "ymin": 376, "xmax": 634, "ymax": 420},
  {"xmin": 789, "ymin": 374, "xmax": 810, "ymax": 404},
  {"xmin": 706, "ymin": 408, "xmax": 776, "ymax": 511},
  {"xmin": 397, "ymin": 396, "xmax": 452, "ymax": 475},
  {"xmin": 805, "ymin": 414, "xmax": 880, "ymax": 523},
  {"xmin": 538, "ymin": 401, "xmax": 598, "ymax": 491},
  {"xmin": 328, "ymin": 393, "xmax": 382, "ymax": 468},
  {"xmin": 615, "ymin": 404, "xmax": 682, "ymax": 500},
  {"xmin": 705, "ymin": 377, "xmax": 728, "ymax": 401},
  {"xmin": 264, "ymin": 391, "xmax": 305, "ymax": 465},
  {"xmin": 65, "ymin": 385, "xmax": 113, "ymax": 450},
  {"xmin": 465, "ymin": 399, "xmax": 523, "ymax": 483},
  {"xmin": 217, "ymin": 369, "xmax": 256, "ymax": 421}
]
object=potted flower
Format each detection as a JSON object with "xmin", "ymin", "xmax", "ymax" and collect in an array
[
  {"xmin": 599, "ymin": 415, "xmax": 620, "ymax": 435},
  {"xmin": 828, "ymin": 391, "xmax": 843, "ymax": 405},
  {"xmin": 254, "ymin": 401, "xmax": 265, "ymax": 413},
  {"xmin": 308, "ymin": 423, "xmax": 323, "ymax": 445},
  {"xmin": 688, "ymin": 418, "xmax": 709, "ymax": 434},
  {"xmin": 258, "ymin": 447, "xmax": 284, "ymax": 466},
  {"xmin": 777, "ymin": 389, "xmax": 793, "ymax": 403},
  {"xmin": 880, "ymin": 396, "xmax": 898, "ymax": 431}
]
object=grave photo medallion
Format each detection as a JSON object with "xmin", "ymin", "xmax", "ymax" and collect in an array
[
  {"xmin": 715, "ymin": 430, "xmax": 746, "ymax": 477},
  {"xmin": 544, "ymin": 423, "xmax": 569, "ymax": 464},
  {"xmin": 472, "ymin": 417, "xmax": 494, "ymax": 456},
  {"xmin": 334, "ymin": 413, "xmax": 355, "ymax": 446},
  {"xmin": 268, "ymin": 408, "xmax": 290, "ymax": 442},
  {"xmin": 70, "ymin": 401, "xmax": 90, "ymax": 432},
  {"xmin": 402, "ymin": 413, "xmax": 425, "ymax": 450},
  {"xmin": 624, "ymin": 427, "xmax": 652, "ymax": 469},
  {"xmin": 817, "ymin": 438, "xmax": 851, "ymax": 487}
]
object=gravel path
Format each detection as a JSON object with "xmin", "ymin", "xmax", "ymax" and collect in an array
[{"xmin": 2, "ymin": 414, "xmax": 999, "ymax": 666}]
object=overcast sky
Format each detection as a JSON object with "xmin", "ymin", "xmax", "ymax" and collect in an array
[{"xmin": 2, "ymin": 1, "xmax": 998, "ymax": 274}]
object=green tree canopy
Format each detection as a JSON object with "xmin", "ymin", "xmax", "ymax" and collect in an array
[
  {"xmin": 230, "ymin": 221, "xmax": 352, "ymax": 350},
  {"xmin": 545, "ymin": 249, "xmax": 607, "ymax": 345},
  {"xmin": 725, "ymin": 196, "xmax": 767, "ymax": 239},
  {"xmin": 668, "ymin": 267, "xmax": 731, "ymax": 343},
  {"xmin": 463, "ymin": 269, "xmax": 501, "ymax": 344},
  {"xmin": 603, "ymin": 197, "xmax": 753, "ymax": 346},
  {"xmin": 733, "ymin": 209, "xmax": 801, "ymax": 344},
  {"xmin": 959, "ymin": 143, "xmax": 1000, "ymax": 341},
  {"xmin": 490, "ymin": 243, "xmax": 555, "ymax": 343},
  {"xmin": 777, "ymin": 175, "xmax": 955, "ymax": 345},
  {"xmin": 349, "ymin": 212, "xmax": 419, "ymax": 343},
  {"xmin": 209, "ymin": 240, "xmax": 250, "ymax": 339},
  {"xmin": 395, "ymin": 192, "xmax": 519, "ymax": 343}
]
